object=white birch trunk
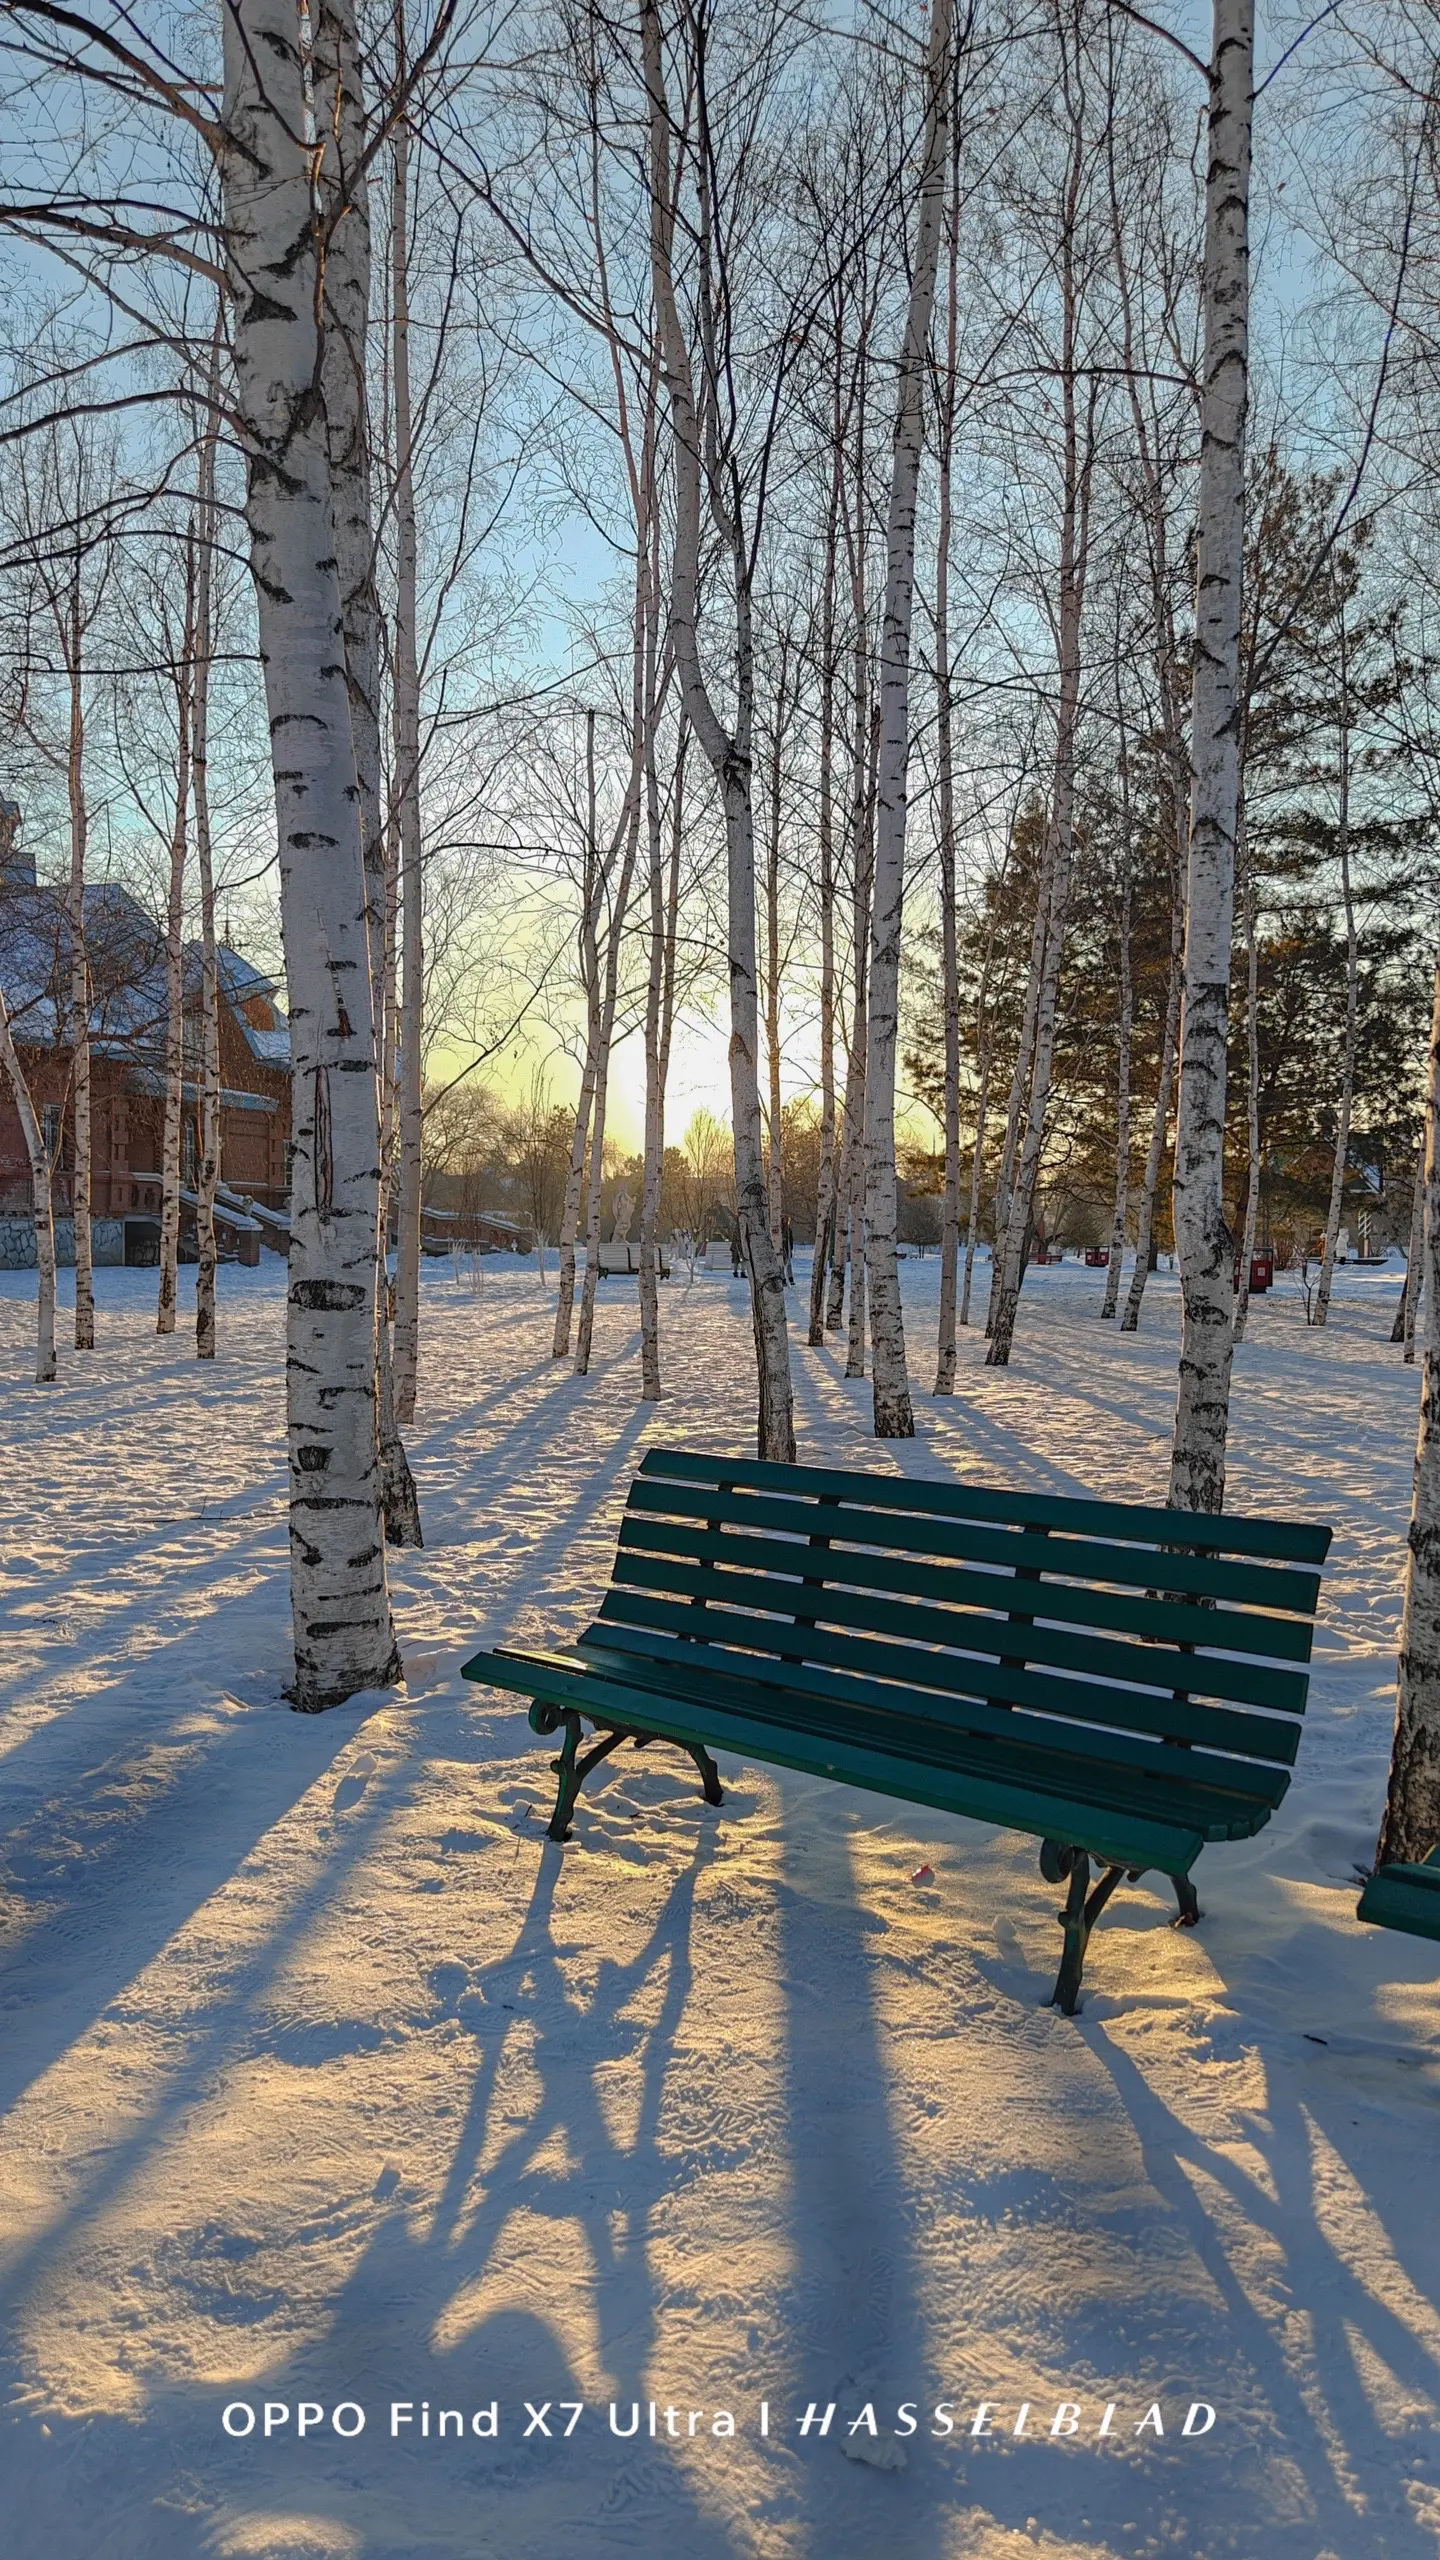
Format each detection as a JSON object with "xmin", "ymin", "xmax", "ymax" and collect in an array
[
  {"xmin": 1399, "ymin": 1142, "xmax": 1424, "ymax": 1358},
  {"xmin": 1120, "ymin": 866, "xmax": 1184, "ymax": 1333},
  {"xmin": 1100, "ymin": 829, "xmax": 1134, "ymax": 1321},
  {"xmin": 959, "ymin": 1031, "xmax": 992, "ymax": 1328},
  {"xmin": 391, "ymin": 113, "xmax": 425, "ymax": 1429},
  {"xmin": 0, "ymin": 988, "xmax": 56, "ymax": 1383},
  {"xmin": 1232, "ymin": 842, "xmax": 1262, "ymax": 1342},
  {"xmin": 64, "ymin": 579, "xmax": 94, "ymax": 1352},
  {"xmin": 311, "ymin": 0, "xmax": 418, "ymax": 1544},
  {"xmin": 643, "ymin": 0, "xmax": 794, "ymax": 1459},
  {"xmin": 934, "ymin": 119, "xmax": 962, "ymax": 1392},
  {"xmin": 639, "ymin": 695, "xmax": 682, "ymax": 1400},
  {"xmin": 575, "ymin": 798, "xmax": 640, "ymax": 1378},
  {"xmin": 157, "ymin": 538, "xmax": 195, "ymax": 1338},
  {"xmin": 842, "ymin": 708, "xmax": 877, "ymax": 1375},
  {"xmin": 827, "ymin": 501, "xmax": 874, "ymax": 1343},
  {"xmin": 863, "ymin": 0, "xmax": 952, "ymax": 1438},
  {"xmin": 807, "ymin": 454, "xmax": 840, "ymax": 1348},
  {"xmin": 193, "ymin": 421, "xmax": 222, "ymax": 1362},
  {"xmin": 1314, "ymin": 669, "xmax": 1357, "ymax": 1330},
  {"xmin": 1167, "ymin": 0, "xmax": 1253, "ymax": 1513},
  {"xmin": 984, "ymin": 861, "xmax": 1047, "ymax": 1335},
  {"xmin": 553, "ymin": 710, "xmax": 604, "ymax": 1357},
  {"xmin": 1377, "ymin": 958, "xmax": 1440, "ymax": 1864},
  {"xmin": 220, "ymin": 0, "xmax": 398, "ymax": 1706}
]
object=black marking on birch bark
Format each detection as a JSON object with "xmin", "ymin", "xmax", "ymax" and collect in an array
[
  {"xmin": 313, "ymin": 1063, "xmax": 333, "ymax": 1219},
  {"xmin": 295, "ymin": 1445, "xmax": 332, "ymax": 1472},
  {"xmin": 290, "ymin": 1278, "xmax": 367, "ymax": 1311}
]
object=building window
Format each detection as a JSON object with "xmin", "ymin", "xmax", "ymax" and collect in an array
[
  {"xmin": 183, "ymin": 1120, "xmax": 197, "ymax": 1185},
  {"xmin": 42, "ymin": 1103, "xmax": 62, "ymax": 1165}
]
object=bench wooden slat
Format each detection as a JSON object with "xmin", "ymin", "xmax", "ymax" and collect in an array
[
  {"xmin": 601, "ymin": 1563, "xmax": 1305, "ymax": 1763},
  {"xmin": 468, "ymin": 1640, "xmax": 1210, "ymax": 1875},
  {"xmin": 617, "ymin": 1495, "xmax": 1311, "ymax": 1669},
  {"xmin": 637, "ymin": 1447, "xmax": 1334, "ymax": 1566},
  {"xmin": 576, "ymin": 1623, "xmax": 1292, "ymax": 1810},
  {"xmin": 615, "ymin": 1515, "xmax": 1310, "ymax": 1713},
  {"xmin": 626, "ymin": 1476, "xmax": 1323, "ymax": 1617}
]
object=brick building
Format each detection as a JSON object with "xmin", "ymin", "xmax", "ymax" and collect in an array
[{"xmin": 0, "ymin": 833, "xmax": 291, "ymax": 1268}]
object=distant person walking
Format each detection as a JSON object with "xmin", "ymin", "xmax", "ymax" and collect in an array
[
  {"xmin": 730, "ymin": 1222, "xmax": 743, "ymax": 1277},
  {"xmin": 781, "ymin": 1215, "xmax": 795, "ymax": 1286}
]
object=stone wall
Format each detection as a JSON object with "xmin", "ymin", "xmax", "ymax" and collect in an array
[{"xmin": 0, "ymin": 1216, "xmax": 125, "ymax": 1267}]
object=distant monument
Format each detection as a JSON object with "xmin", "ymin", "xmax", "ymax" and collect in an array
[{"xmin": 611, "ymin": 1187, "xmax": 634, "ymax": 1243}]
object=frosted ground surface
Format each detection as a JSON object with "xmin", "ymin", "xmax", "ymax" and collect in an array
[{"xmin": 1, "ymin": 1249, "xmax": 1438, "ymax": 2560}]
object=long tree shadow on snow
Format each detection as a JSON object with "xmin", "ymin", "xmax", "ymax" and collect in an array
[
  {"xmin": 1078, "ymin": 1946, "xmax": 1440, "ymax": 2560},
  {"xmin": 233, "ymin": 1819, "xmax": 750, "ymax": 2556}
]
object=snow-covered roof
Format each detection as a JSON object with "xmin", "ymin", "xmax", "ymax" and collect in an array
[
  {"xmin": 0, "ymin": 888, "xmax": 291, "ymax": 1074},
  {"xmin": 218, "ymin": 944, "xmax": 291, "ymax": 1068}
]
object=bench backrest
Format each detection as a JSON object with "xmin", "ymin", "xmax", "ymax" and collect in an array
[{"xmin": 589, "ymin": 1449, "xmax": 1333, "ymax": 1785}]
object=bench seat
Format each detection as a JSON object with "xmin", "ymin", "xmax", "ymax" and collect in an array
[
  {"xmin": 1357, "ymin": 1844, "xmax": 1440, "ymax": 1944},
  {"xmin": 463, "ymin": 1449, "xmax": 1332, "ymax": 2012}
]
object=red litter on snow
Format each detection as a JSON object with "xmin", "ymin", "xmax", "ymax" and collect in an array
[{"xmin": 911, "ymin": 1864, "xmax": 935, "ymax": 1885}]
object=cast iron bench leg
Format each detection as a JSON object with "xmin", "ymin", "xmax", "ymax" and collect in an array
[
  {"xmin": 1171, "ymin": 1872, "xmax": 1201, "ymax": 1927},
  {"xmin": 1043, "ymin": 1842, "xmax": 1127, "ymax": 2015},
  {"xmin": 531, "ymin": 1706, "xmax": 723, "ymax": 1839},
  {"xmin": 687, "ymin": 1744, "xmax": 724, "ymax": 1807}
]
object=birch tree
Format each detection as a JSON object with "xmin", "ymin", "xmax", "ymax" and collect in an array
[
  {"xmin": 641, "ymin": 0, "xmax": 795, "ymax": 1460},
  {"xmin": 192, "ymin": 331, "xmax": 224, "ymax": 1363},
  {"xmin": 1167, "ymin": 0, "xmax": 1253, "ymax": 1514},
  {"xmin": 933, "ymin": 99, "xmax": 964, "ymax": 1392},
  {"xmin": 390, "ymin": 79, "xmax": 425, "ymax": 1429},
  {"xmin": 220, "ymin": 0, "xmax": 400, "ymax": 1704},
  {"xmin": 1378, "ymin": 956, "xmax": 1440, "ymax": 1864},
  {"xmin": 156, "ymin": 534, "xmax": 196, "ymax": 1338},
  {"xmin": 863, "ymin": 0, "xmax": 954, "ymax": 1437}
]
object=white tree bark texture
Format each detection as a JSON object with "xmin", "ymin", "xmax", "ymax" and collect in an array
[
  {"xmin": 220, "ymin": 0, "xmax": 399, "ymax": 1707},
  {"xmin": 316, "ymin": 0, "xmax": 421, "ymax": 1544},
  {"xmin": 934, "ymin": 115, "xmax": 962, "ymax": 1394},
  {"xmin": 1232, "ymin": 842, "xmax": 1261, "ymax": 1343},
  {"xmin": 643, "ymin": 0, "xmax": 794, "ymax": 1462},
  {"xmin": 157, "ymin": 536, "xmax": 195, "ymax": 1340},
  {"xmin": 1378, "ymin": 958, "xmax": 1440, "ymax": 1865},
  {"xmin": 390, "ymin": 108, "xmax": 425, "ymax": 1432},
  {"xmin": 64, "ymin": 584, "xmax": 94, "ymax": 1355},
  {"xmin": 1314, "ymin": 658, "xmax": 1357, "ymax": 1330},
  {"xmin": 193, "ymin": 323, "xmax": 223, "ymax": 1366},
  {"xmin": 863, "ymin": 0, "xmax": 953, "ymax": 1438},
  {"xmin": 1398, "ymin": 1144, "xmax": 1424, "ymax": 1357},
  {"xmin": 1100, "ymin": 814, "xmax": 1134, "ymax": 1321},
  {"xmin": 1167, "ymin": 0, "xmax": 1253, "ymax": 1514}
]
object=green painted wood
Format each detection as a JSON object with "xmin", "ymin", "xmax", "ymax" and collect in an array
[
  {"xmin": 620, "ymin": 1488, "xmax": 1315, "ymax": 1662},
  {"xmin": 581, "ymin": 1618, "xmax": 1293, "ymax": 1803},
  {"xmin": 614, "ymin": 1515, "xmax": 1309, "ymax": 1713},
  {"xmin": 571, "ymin": 1638, "xmax": 1287, "ymax": 1826},
  {"xmin": 1356, "ymin": 1856, "xmax": 1440, "ymax": 1944},
  {"xmin": 626, "ymin": 1476, "xmax": 1322, "ymax": 1617},
  {"xmin": 460, "ymin": 1641, "xmax": 1209, "ymax": 1874},
  {"xmin": 599, "ymin": 1561, "xmax": 1303, "ymax": 1761},
  {"xmin": 637, "ymin": 1446, "xmax": 1333, "ymax": 1565}
]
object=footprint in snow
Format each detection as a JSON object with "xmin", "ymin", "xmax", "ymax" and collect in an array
[{"xmin": 331, "ymin": 1753, "xmax": 375, "ymax": 1815}]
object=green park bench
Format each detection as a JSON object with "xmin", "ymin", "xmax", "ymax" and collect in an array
[
  {"xmin": 462, "ymin": 1450, "xmax": 1333, "ymax": 2013},
  {"xmin": 1357, "ymin": 1844, "xmax": 1440, "ymax": 1944}
]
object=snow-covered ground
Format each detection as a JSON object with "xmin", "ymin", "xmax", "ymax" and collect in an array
[{"xmin": 1, "ymin": 1249, "xmax": 1437, "ymax": 2560}]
